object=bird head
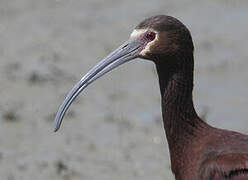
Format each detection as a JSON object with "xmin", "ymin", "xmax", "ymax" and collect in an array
[{"xmin": 54, "ymin": 15, "xmax": 194, "ymax": 131}]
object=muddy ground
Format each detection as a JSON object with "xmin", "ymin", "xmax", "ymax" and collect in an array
[{"xmin": 0, "ymin": 0, "xmax": 248, "ymax": 180}]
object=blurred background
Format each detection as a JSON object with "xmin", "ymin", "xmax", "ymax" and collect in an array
[{"xmin": 0, "ymin": 0, "xmax": 248, "ymax": 179}]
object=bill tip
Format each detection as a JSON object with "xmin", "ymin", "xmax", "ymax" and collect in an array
[{"xmin": 53, "ymin": 122, "xmax": 60, "ymax": 132}]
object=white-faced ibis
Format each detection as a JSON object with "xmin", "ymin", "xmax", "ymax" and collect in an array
[{"xmin": 54, "ymin": 15, "xmax": 248, "ymax": 179}]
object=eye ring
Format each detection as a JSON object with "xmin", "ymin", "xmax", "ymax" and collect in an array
[{"xmin": 145, "ymin": 31, "xmax": 156, "ymax": 41}]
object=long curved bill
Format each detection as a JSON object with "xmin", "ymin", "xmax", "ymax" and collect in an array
[{"xmin": 54, "ymin": 39, "xmax": 141, "ymax": 132}]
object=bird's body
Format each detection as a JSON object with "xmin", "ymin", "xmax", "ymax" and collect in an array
[
  {"xmin": 54, "ymin": 15, "xmax": 248, "ymax": 179},
  {"xmin": 154, "ymin": 34, "xmax": 248, "ymax": 179}
]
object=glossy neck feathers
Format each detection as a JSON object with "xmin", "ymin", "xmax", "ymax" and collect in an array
[{"xmin": 154, "ymin": 51, "xmax": 206, "ymax": 150}]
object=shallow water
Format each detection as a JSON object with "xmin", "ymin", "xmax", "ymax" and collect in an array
[{"xmin": 0, "ymin": 0, "xmax": 248, "ymax": 179}]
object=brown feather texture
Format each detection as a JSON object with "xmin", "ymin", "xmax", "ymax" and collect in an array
[{"xmin": 136, "ymin": 15, "xmax": 248, "ymax": 180}]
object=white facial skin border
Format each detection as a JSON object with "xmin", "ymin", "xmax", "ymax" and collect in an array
[{"xmin": 130, "ymin": 28, "xmax": 159, "ymax": 56}]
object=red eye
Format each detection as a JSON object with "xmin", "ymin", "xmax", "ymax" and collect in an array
[{"xmin": 145, "ymin": 31, "xmax": 156, "ymax": 41}]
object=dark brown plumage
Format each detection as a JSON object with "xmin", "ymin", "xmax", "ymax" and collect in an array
[
  {"xmin": 54, "ymin": 15, "xmax": 248, "ymax": 180},
  {"xmin": 141, "ymin": 15, "xmax": 248, "ymax": 180}
]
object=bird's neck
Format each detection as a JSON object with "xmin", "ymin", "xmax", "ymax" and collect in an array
[{"xmin": 155, "ymin": 53, "xmax": 207, "ymax": 151}]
